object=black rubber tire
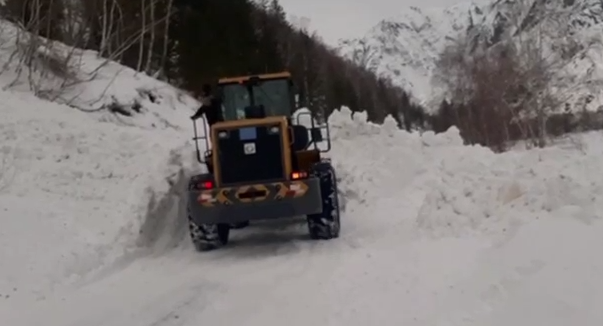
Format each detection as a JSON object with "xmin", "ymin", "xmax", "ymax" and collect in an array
[
  {"xmin": 188, "ymin": 211, "xmax": 230, "ymax": 251},
  {"xmin": 307, "ymin": 161, "xmax": 341, "ymax": 240}
]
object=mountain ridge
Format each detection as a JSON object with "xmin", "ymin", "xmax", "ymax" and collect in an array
[{"xmin": 338, "ymin": 0, "xmax": 603, "ymax": 113}]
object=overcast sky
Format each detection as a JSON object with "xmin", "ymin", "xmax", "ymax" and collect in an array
[{"xmin": 278, "ymin": 0, "xmax": 469, "ymax": 45}]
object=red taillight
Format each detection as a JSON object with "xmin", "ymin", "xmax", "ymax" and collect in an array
[
  {"xmin": 291, "ymin": 171, "xmax": 308, "ymax": 180},
  {"xmin": 201, "ymin": 181, "xmax": 213, "ymax": 189}
]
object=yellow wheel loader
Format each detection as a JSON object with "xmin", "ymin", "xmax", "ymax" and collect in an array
[{"xmin": 187, "ymin": 71, "xmax": 340, "ymax": 251}]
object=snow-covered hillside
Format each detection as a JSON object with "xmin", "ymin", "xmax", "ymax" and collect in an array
[
  {"xmin": 3, "ymin": 18, "xmax": 603, "ymax": 326},
  {"xmin": 337, "ymin": 1, "xmax": 485, "ymax": 105},
  {"xmin": 0, "ymin": 20, "xmax": 202, "ymax": 304},
  {"xmin": 339, "ymin": 0, "xmax": 603, "ymax": 113}
]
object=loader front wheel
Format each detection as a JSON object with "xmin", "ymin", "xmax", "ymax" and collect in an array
[
  {"xmin": 188, "ymin": 212, "xmax": 230, "ymax": 251},
  {"xmin": 307, "ymin": 161, "xmax": 341, "ymax": 240}
]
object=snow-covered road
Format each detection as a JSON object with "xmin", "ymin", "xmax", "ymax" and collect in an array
[{"xmin": 2, "ymin": 41, "xmax": 603, "ymax": 325}]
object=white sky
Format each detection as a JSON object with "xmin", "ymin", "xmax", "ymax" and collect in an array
[{"xmin": 278, "ymin": 0, "xmax": 471, "ymax": 45}]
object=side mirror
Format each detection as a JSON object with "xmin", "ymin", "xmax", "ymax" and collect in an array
[{"xmin": 310, "ymin": 127, "xmax": 323, "ymax": 142}]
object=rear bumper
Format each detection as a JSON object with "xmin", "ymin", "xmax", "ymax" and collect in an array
[{"xmin": 188, "ymin": 177, "xmax": 322, "ymax": 225}]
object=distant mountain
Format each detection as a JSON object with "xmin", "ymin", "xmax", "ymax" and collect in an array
[{"xmin": 338, "ymin": 0, "xmax": 603, "ymax": 113}]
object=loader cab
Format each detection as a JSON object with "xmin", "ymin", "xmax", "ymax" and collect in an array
[
  {"xmin": 217, "ymin": 72, "xmax": 296, "ymax": 121},
  {"xmin": 191, "ymin": 72, "xmax": 332, "ymax": 183}
]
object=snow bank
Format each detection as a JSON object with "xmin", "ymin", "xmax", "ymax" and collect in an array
[
  {"xmin": 325, "ymin": 106, "xmax": 603, "ymax": 241},
  {"xmin": 413, "ymin": 131, "xmax": 603, "ymax": 240},
  {"xmin": 0, "ymin": 87, "xmax": 200, "ymax": 303},
  {"xmin": 323, "ymin": 107, "xmax": 603, "ymax": 240},
  {"xmin": 320, "ymin": 107, "xmax": 603, "ymax": 324},
  {"xmin": 0, "ymin": 21, "xmax": 204, "ymax": 302}
]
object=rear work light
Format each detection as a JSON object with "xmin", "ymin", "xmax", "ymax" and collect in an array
[
  {"xmin": 199, "ymin": 180, "xmax": 213, "ymax": 189},
  {"xmin": 291, "ymin": 171, "xmax": 308, "ymax": 180}
]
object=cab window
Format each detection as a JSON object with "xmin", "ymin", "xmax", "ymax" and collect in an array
[
  {"xmin": 219, "ymin": 79, "xmax": 292, "ymax": 121},
  {"xmin": 220, "ymin": 83, "xmax": 249, "ymax": 120}
]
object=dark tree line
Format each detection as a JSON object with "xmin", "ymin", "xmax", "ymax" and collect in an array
[
  {"xmin": 6, "ymin": 0, "xmax": 594, "ymax": 152},
  {"xmin": 0, "ymin": 0, "xmax": 427, "ymax": 130}
]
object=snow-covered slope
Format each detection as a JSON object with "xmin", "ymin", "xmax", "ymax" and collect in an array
[
  {"xmin": 338, "ymin": 2, "xmax": 486, "ymax": 105},
  {"xmin": 0, "ymin": 21, "xmax": 202, "ymax": 304},
  {"xmin": 0, "ymin": 89, "xmax": 196, "ymax": 301},
  {"xmin": 3, "ymin": 18, "xmax": 603, "ymax": 326},
  {"xmin": 339, "ymin": 0, "xmax": 603, "ymax": 113}
]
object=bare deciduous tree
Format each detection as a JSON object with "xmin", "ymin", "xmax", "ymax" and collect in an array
[
  {"xmin": 432, "ymin": 0, "xmax": 602, "ymax": 150},
  {"xmin": 341, "ymin": 38, "xmax": 377, "ymax": 72}
]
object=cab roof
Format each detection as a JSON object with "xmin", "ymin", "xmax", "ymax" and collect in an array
[{"xmin": 217, "ymin": 71, "xmax": 291, "ymax": 85}]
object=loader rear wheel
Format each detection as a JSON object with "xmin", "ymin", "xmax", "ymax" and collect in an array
[
  {"xmin": 307, "ymin": 161, "xmax": 340, "ymax": 240},
  {"xmin": 188, "ymin": 213, "xmax": 230, "ymax": 251}
]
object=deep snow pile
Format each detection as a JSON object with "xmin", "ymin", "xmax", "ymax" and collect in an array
[
  {"xmin": 325, "ymin": 108, "xmax": 603, "ymax": 324},
  {"xmin": 0, "ymin": 91, "xmax": 199, "ymax": 303},
  {"xmin": 0, "ymin": 24, "xmax": 203, "ymax": 302},
  {"xmin": 328, "ymin": 107, "xmax": 603, "ymax": 241}
]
